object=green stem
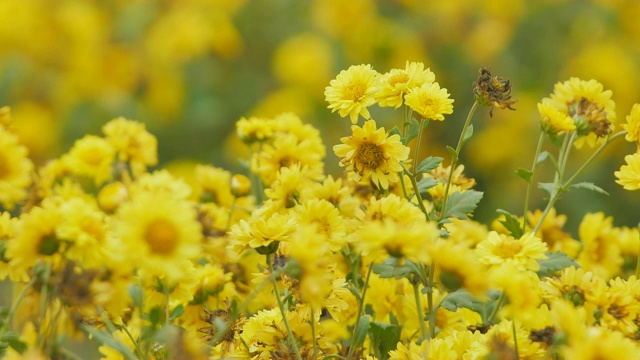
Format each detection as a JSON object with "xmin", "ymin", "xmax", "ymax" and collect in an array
[
  {"xmin": 267, "ymin": 254, "xmax": 302, "ymax": 360},
  {"xmin": 487, "ymin": 291, "xmax": 506, "ymax": 324},
  {"xmin": 562, "ymin": 131, "xmax": 626, "ymax": 187},
  {"xmin": 426, "ymin": 262, "xmax": 436, "ymax": 339},
  {"xmin": 412, "ymin": 118, "xmax": 429, "ymax": 172},
  {"xmin": 512, "ymin": 321, "xmax": 519, "ymax": 358},
  {"xmin": 36, "ymin": 262, "xmax": 52, "ymax": 349},
  {"xmin": 310, "ymin": 308, "xmax": 319, "ymax": 360},
  {"xmin": 402, "ymin": 165, "xmax": 430, "ymax": 221},
  {"xmin": 347, "ymin": 262, "xmax": 374, "ymax": 360},
  {"xmin": 164, "ymin": 284, "xmax": 171, "ymax": 325},
  {"xmin": 121, "ymin": 324, "xmax": 146, "ymax": 359},
  {"xmin": 522, "ymin": 131, "xmax": 546, "ymax": 233},
  {"xmin": 58, "ymin": 347, "xmax": 85, "ymax": 360},
  {"xmin": 413, "ymin": 280, "xmax": 430, "ymax": 341},
  {"xmin": 226, "ymin": 197, "xmax": 238, "ymax": 231},
  {"xmin": 440, "ymin": 101, "xmax": 479, "ymax": 220},
  {"xmin": 1, "ymin": 273, "xmax": 38, "ymax": 333},
  {"xmin": 636, "ymin": 222, "xmax": 640, "ymax": 280}
]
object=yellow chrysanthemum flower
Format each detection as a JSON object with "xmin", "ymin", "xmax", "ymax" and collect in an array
[
  {"xmin": 560, "ymin": 326, "xmax": 640, "ymax": 360},
  {"xmin": 334, "ymin": 119, "xmax": 410, "ymax": 189},
  {"xmin": 615, "ymin": 152, "xmax": 640, "ymax": 191},
  {"xmin": 376, "ymin": 61, "xmax": 435, "ymax": 109},
  {"xmin": 63, "ymin": 135, "xmax": 115, "ymax": 185},
  {"xmin": 102, "ymin": 117, "xmax": 158, "ymax": 176},
  {"xmin": 235, "ymin": 116, "xmax": 277, "ymax": 144},
  {"xmin": 194, "ymin": 164, "xmax": 235, "ymax": 206},
  {"xmin": 0, "ymin": 125, "xmax": 34, "ymax": 210},
  {"xmin": 115, "ymin": 192, "xmax": 202, "ymax": 283},
  {"xmin": 527, "ymin": 208, "xmax": 581, "ymax": 258},
  {"xmin": 576, "ymin": 212, "xmax": 623, "ymax": 279},
  {"xmin": 227, "ymin": 211, "xmax": 296, "ymax": 255},
  {"xmin": 622, "ymin": 103, "xmax": 640, "ymax": 146},
  {"xmin": 295, "ymin": 198, "xmax": 346, "ymax": 251},
  {"xmin": 540, "ymin": 266, "xmax": 601, "ymax": 309},
  {"xmin": 476, "ymin": 231, "xmax": 548, "ymax": 271},
  {"xmin": 537, "ymin": 100, "xmax": 576, "ymax": 134},
  {"xmin": 354, "ymin": 218, "xmax": 438, "ymax": 263},
  {"xmin": 430, "ymin": 240, "xmax": 489, "ymax": 297},
  {"xmin": 404, "ymin": 81, "xmax": 454, "ymax": 121},
  {"xmin": 325, "ymin": 64, "xmax": 380, "ymax": 124},
  {"xmin": 358, "ymin": 193, "xmax": 426, "ymax": 225},
  {"xmin": 56, "ymin": 197, "xmax": 108, "ymax": 268}
]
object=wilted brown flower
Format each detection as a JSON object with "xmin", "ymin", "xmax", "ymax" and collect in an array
[{"xmin": 473, "ymin": 66, "xmax": 518, "ymax": 117}]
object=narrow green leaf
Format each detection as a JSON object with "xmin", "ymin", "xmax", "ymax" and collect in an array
[
  {"xmin": 446, "ymin": 146, "xmax": 458, "ymax": 163},
  {"xmin": 440, "ymin": 289, "xmax": 501, "ymax": 324},
  {"xmin": 369, "ymin": 322, "xmax": 402, "ymax": 360},
  {"xmin": 352, "ymin": 315, "xmax": 371, "ymax": 350},
  {"xmin": 496, "ymin": 209, "xmax": 524, "ymax": 238},
  {"xmin": 548, "ymin": 133, "xmax": 562, "ymax": 147},
  {"xmin": 568, "ymin": 182, "xmax": 609, "ymax": 196},
  {"xmin": 403, "ymin": 118, "xmax": 420, "ymax": 145},
  {"xmin": 389, "ymin": 126, "xmax": 402, "ymax": 139},
  {"xmin": 547, "ymin": 152, "xmax": 560, "ymax": 172},
  {"xmin": 169, "ymin": 304, "xmax": 185, "ymax": 321},
  {"xmin": 82, "ymin": 326, "xmax": 138, "ymax": 360},
  {"xmin": 536, "ymin": 151, "xmax": 549, "ymax": 165},
  {"xmin": 442, "ymin": 190, "xmax": 483, "ymax": 220},
  {"xmin": 372, "ymin": 257, "xmax": 418, "ymax": 279},
  {"xmin": 537, "ymin": 252, "xmax": 580, "ymax": 278},
  {"xmin": 416, "ymin": 156, "xmax": 443, "ymax": 174},
  {"xmin": 462, "ymin": 124, "xmax": 474, "ymax": 144},
  {"xmin": 516, "ymin": 168, "xmax": 533, "ymax": 183}
]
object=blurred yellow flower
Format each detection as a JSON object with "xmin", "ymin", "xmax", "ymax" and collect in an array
[
  {"xmin": 63, "ymin": 135, "xmax": 115, "ymax": 185},
  {"xmin": 622, "ymin": 103, "xmax": 640, "ymax": 146},
  {"xmin": 102, "ymin": 117, "xmax": 158, "ymax": 177},
  {"xmin": 537, "ymin": 100, "xmax": 576, "ymax": 134},
  {"xmin": 576, "ymin": 212, "xmax": 623, "ymax": 279},
  {"xmin": 228, "ymin": 212, "xmax": 296, "ymax": 255},
  {"xmin": 404, "ymin": 81, "xmax": 454, "ymax": 121},
  {"xmin": 476, "ymin": 231, "xmax": 548, "ymax": 271},
  {"xmin": 334, "ymin": 119, "xmax": 409, "ymax": 189},
  {"xmin": 325, "ymin": 64, "xmax": 380, "ymax": 124},
  {"xmin": 0, "ymin": 125, "xmax": 33, "ymax": 210}
]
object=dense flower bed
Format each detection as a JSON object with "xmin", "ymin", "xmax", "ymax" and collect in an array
[{"xmin": 1, "ymin": 62, "xmax": 640, "ymax": 359}]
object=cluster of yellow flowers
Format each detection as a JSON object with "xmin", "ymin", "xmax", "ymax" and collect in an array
[{"xmin": 1, "ymin": 62, "xmax": 640, "ymax": 360}]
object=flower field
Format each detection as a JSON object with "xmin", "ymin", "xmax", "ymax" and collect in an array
[{"xmin": 2, "ymin": 1, "xmax": 640, "ymax": 359}]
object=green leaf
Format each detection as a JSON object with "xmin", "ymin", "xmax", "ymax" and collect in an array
[
  {"xmin": 416, "ymin": 156, "xmax": 443, "ymax": 174},
  {"xmin": 352, "ymin": 315, "xmax": 371, "ymax": 351},
  {"xmin": 496, "ymin": 209, "xmax": 523, "ymax": 238},
  {"xmin": 536, "ymin": 151, "xmax": 549, "ymax": 165},
  {"xmin": 461, "ymin": 124, "xmax": 474, "ymax": 145},
  {"xmin": 82, "ymin": 325, "xmax": 138, "ymax": 360},
  {"xmin": 169, "ymin": 304, "xmax": 185, "ymax": 321},
  {"xmin": 446, "ymin": 146, "xmax": 458, "ymax": 163},
  {"xmin": 0, "ymin": 331, "xmax": 26, "ymax": 354},
  {"xmin": 442, "ymin": 190, "xmax": 483, "ymax": 220},
  {"xmin": 568, "ymin": 182, "xmax": 609, "ymax": 196},
  {"xmin": 547, "ymin": 152, "xmax": 560, "ymax": 172},
  {"xmin": 417, "ymin": 177, "xmax": 438, "ymax": 193},
  {"xmin": 403, "ymin": 118, "xmax": 420, "ymax": 145},
  {"xmin": 516, "ymin": 168, "xmax": 533, "ymax": 183},
  {"xmin": 372, "ymin": 257, "xmax": 418, "ymax": 279},
  {"xmin": 389, "ymin": 126, "xmax": 402, "ymax": 139},
  {"xmin": 538, "ymin": 182, "xmax": 557, "ymax": 197},
  {"xmin": 537, "ymin": 252, "xmax": 580, "ymax": 278},
  {"xmin": 548, "ymin": 133, "xmax": 562, "ymax": 147},
  {"xmin": 368, "ymin": 321, "xmax": 402, "ymax": 360},
  {"xmin": 440, "ymin": 289, "xmax": 501, "ymax": 324}
]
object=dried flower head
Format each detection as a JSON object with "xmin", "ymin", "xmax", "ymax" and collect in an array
[{"xmin": 473, "ymin": 66, "xmax": 517, "ymax": 117}]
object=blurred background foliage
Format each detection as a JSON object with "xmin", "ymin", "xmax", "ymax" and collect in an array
[{"xmin": 2, "ymin": 0, "xmax": 640, "ymax": 232}]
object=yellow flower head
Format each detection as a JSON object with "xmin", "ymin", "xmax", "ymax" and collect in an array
[
  {"xmin": 404, "ymin": 81, "xmax": 454, "ymax": 121},
  {"xmin": 359, "ymin": 193, "xmax": 425, "ymax": 225},
  {"xmin": 547, "ymin": 77, "xmax": 616, "ymax": 145},
  {"xmin": 622, "ymin": 103, "xmax": 640, "ymax": 147},
  {"xmin": 325, "ymin": 64, "xmax": 380, "ymax": 124},
  {"xmin": 235, "ymin": 116, "xmax": 276, "ymax": 144},
  {"xmin": 537, "ymin": 100, "xmax": 576, "ymax": 134},
  {"xmin": 354, "ymin": 218, "xmax": 438, "ymax": 263},
  {"xmin": 576, "ymin": 212, "xmax": 623, "ymax": 279},
  {"xmin": 430, "ymin": 240, "xmax": 489, "ymax": 297},
  {"xmin": 227, "ymin": 212, "xmax": 296, "ymax": 255},
  {"xmin": 334, "ymin": 119, "xmax": 410, "ymax": 189},
  {"xmin": 115, "ymin": 192, "xmax": 202, "ymax": 283},
  {"xmin": 615, "ymin": 152, "xmax": 640, "ymax": 191},
  {"xmin": 194, "ymin": 164, "xmax": 235, "ymax": 206},
  {"xmin": 377, "ymin": 61, "xmax": 435, "ymax": 109},
  {"xmin": 102, "ymin": 117, "xmax": 158, "ymax": 176},
  {"xmin": 476, "ymin": 231, "xmax": 548, "ymax": 271},
  {"xmin": 0, "ymin": 126, "xmax": 34, "ymax": 210},
  {"xmin": 63, "ymin": 135, "xmax": 115, "ymax": 185},
  {"xmin": 540, "ymin": 266, "xmax": 601, "ymax": 308},
  {"xmin": 295, "ymin": 198, "xmax": 346, "ymax": 251}
]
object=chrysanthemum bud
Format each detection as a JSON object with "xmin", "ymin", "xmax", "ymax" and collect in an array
[{"xmin": 230, "ymin": 174, "xmax": 251, "ymax": 197}]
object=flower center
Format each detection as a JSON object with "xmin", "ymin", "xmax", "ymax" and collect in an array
[
  {"xmin": 389, "ymin": 73, "xmax": 409, "ymax": 87},
  {"xmin": 39, "ymin": 233, "xmax": 61, "ymax": 256},
  {"xmin": 354, "ymin": 142, "xmax": 385, "ymax": 170},
  {"xmin": 345, "ymin": 80, "xmax": 367, "ymax": 101},
  {"xmin": 144, "ymin": 219, "xmax": 179, "ymax": 255},
  {"xmin": 494, "ymin": 239, "xmax": 523, "ymax": 259}
]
